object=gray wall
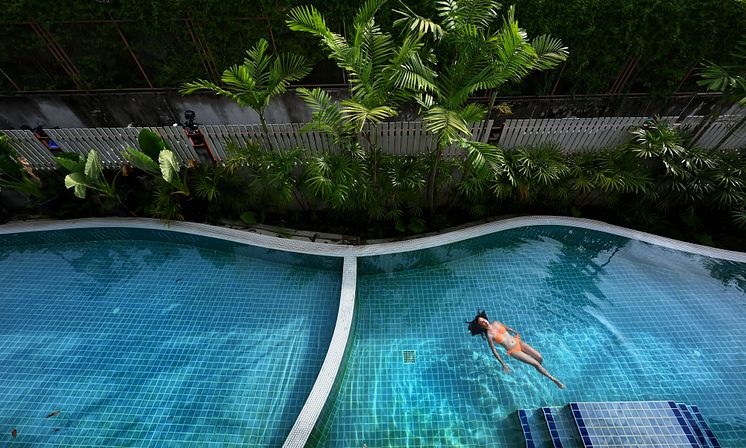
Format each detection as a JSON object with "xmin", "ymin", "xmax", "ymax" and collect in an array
[
  {"xmin": 0, "ymin": 90, "xmax": 328, "ymax": 129},
  {"xmin": 0, "ymin": 89, "xmax": 724, "ymax": 131}
]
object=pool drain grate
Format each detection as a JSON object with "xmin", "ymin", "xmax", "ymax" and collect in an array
[{"xmin": 402, "ymin": 350, "xmax": 416, "ymax": 364}]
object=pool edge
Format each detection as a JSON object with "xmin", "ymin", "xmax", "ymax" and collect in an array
[{"xmin": 1, "ymin": 216, "xmax": 745, "ymax": 262}]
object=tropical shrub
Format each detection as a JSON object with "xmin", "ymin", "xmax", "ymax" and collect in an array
[{"xmin": 0, "ymin": 134, "xmax": 42, "ymax": 199}]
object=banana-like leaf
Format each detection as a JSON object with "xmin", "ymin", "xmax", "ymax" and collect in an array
[
  {"xmin": 84, "ymin": 150, "xmax": 103, "ymax": 182},
  {"xmin": 159, "ymin": 150, "xmax": 181, "ymax": 185},
  {"xmin": 137, "ymin": 129, "xmax": 167, "ymax": 162},
  {"xmin": 54, "ymin": 153, "xmax": 84, "ymax": 173},
  {"xmin": 123, "ymin": 147, "xmax": 159, "ymax": 174},
  {"xmin": 64, "ymin": 172, "xmax": 94, "ymax": 199}
]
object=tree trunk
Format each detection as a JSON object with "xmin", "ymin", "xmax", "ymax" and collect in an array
[
  {"xmin": 427, "ymin": 146, "xmax": 443, "ymax": 218},
  {"xmin": 258, "ymin": 111, "xmax": 272, "ymax": 150}
]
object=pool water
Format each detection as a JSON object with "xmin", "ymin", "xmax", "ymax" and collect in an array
[
  {"xmin": 312, "ymin": 226, "xmax": 746, "ymax": 447},
  {"xmin": 0, "ymin": 229, "xmax": 341, "ymax": 447}
]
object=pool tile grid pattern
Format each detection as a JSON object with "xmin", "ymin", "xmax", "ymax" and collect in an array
[
  {"xmin": 679, "ymin": 403, "xmax": 711, "ymax": 447},
  {"xmin": 2, "ymin": 218, "xmax": 746, "ymax": 447},
  {"xmin": 690, "ymin": 405, "xmax": 723, "ymax": 448},
  {"xmin": 518, "ymin": 409, "xmax": 553, "ymax": 448},
  {"xmin": 570, "ymin": 401, "xmax": 699, "ymax": 448},
  {"xmin": 0, "ymin": 236, "xmax": 342, "ymax": 447},
  {"xmin": 282, "ymin": 257, "xmax": 356, "ymax": 448},
  {"xmin": 317, "ymin": 225, "xmax": 746, "ymax": 447},
  {"xmin": 542, "ymin": 407, "xmax": 582, "ymax": 448}
]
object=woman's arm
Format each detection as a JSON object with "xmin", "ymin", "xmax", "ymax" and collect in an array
[
  {"xmin": 487, "ymin": 338, "xmax": 510, "ymax": 373},
  {"xmin": 503, "ymin": 324, "xmax": 520, "ymax": 336}
]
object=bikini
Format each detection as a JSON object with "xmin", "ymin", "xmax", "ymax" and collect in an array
[{"xmin": 493, "ymin": 323, "xmax": 522, "ymax": 355}]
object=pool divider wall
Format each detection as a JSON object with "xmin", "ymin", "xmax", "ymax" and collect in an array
[{"xmin": 282, "ymin": 256, "xmax": 357, "ymax": 448}]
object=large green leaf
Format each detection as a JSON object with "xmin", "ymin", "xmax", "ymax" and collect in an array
[
  {"xmin": 54, "ymin": 153, "xmax": 84, "ymax": 173},
  {"xmin": 64, "ymin": 172, "xmax": 94, "ymax": 199},
  {"xmin": 0, "ymin": 136, "xmax": 24, "ymax": 178},
  {"xmin": 159, "ymin": 150, "xmax": 181, "ymax": 185},
  {"xmin": 84, "ymin": 150, "xmax": 103, "ymax": 182},
  {"xmin": 137, "ymin": 129, "xmax": 167, "ymax": 162},
  {"xmin": 123, "ymin": 147, "xmax": 159, "ymax": 174}
]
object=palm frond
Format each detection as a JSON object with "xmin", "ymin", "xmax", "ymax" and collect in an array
[
  {"xmin": 424, "ymin": 106, "xmax": 471, "ymax": 145},
  {"xmin": 269, "ymin": 53, "xmax": 311, "ymax": 97},
  {"xmin": 437, "ymin": 0, "xmax": 500, "ymax": 32},
  {"xmin": 460, "ymin": 103, "xmax": 487, "ymax": 122},
  {"xmin": 698, "ymin": 61, "xmax": 743, "ymax": 91},
  {"xmin": 393, "ymin": 2, "xmax": 445, "ymax": 39},
  {"xmin": 456, "ymin": 138, "xmax": 505, "ymax": 174},
  {"xmin": 243, "ymin": 38, "xmax": 272, "ymax": 81},
  {"xmin": 353, "ymin": 0, "xmax": 388, "ymax": 45},
  {"xmin": 296, "ymin": 87, "xmax": 348, "ymax": 142},
  {"xmin": 531, "ymin": 35, "xmax": 568, "ymax": 71},
  {"xmin": 286, "ymin": 5, "xmax": 331, "ymax": 37},
  {"xmin": 341, "ymin": 100, "xmax": 398, "ymax": 132}
]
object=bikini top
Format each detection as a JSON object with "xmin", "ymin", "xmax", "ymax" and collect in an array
[{"xmin": 493, "ymin": 323, "xmax": 507, "ymax": 343}]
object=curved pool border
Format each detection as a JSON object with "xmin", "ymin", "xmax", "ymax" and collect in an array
[
  {"xmin": 2, "ymin": 216, "xmax": 746, "ymax": 261},
  {"xmin": 1, "ymin": 216, "xmax": 745, "ymax": 447}
]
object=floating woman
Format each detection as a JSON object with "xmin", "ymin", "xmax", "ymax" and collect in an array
[{"xmin": 466, "ymin": 310, "xmax": 565, "ymax": 389}]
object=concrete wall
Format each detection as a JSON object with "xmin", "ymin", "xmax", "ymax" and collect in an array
[
  {"xmin": 0, "ymin": 89, "xmax": 725, "ymax": 130},
  {"xmin": 0, "ymin": 90, "xmax": 327, "ymax": 129}
]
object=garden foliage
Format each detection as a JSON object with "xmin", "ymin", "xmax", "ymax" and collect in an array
[
  {"xmin": 1, "ymin": 0, "xmax": 745, "ymax": 249},
  {"xmin": 2, "ymin": 0, "xmax": 746, "ymax": 95}
]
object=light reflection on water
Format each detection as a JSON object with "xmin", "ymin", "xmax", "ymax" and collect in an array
[{"xmin": 315, "ymin": 226, "xmax": 746, "ymax": 447}]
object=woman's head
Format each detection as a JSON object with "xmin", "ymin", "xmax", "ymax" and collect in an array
[{"xmin": 466, "ymin": 310, "xmax": 489, "ymax": 338}]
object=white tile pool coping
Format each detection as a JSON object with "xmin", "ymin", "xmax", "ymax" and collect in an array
[{"xmin": 1, "ymin": 216, "xmax": 746, "ymax": 447}]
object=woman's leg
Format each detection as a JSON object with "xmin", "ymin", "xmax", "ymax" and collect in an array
[
  {"xmin": 510, "ymin": 351, "xmax": 564, "ymax": 389},
  {"xmin": 518, "ymin": 342, "xmax": 543, "ymax": 364}
]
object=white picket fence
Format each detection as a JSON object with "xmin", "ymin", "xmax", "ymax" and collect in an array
[
  {"xmin": 498, "ymin": 116, "xmax": 649, "ymax": 151},
  {"xmin": 499, "ymin": 105, "xmax": 746, "ymax": 151},
  {"xmin": 2, "ymin": 121, "xmax": 493, "ymax": 170},
  {"xmin": 678, "ymin": 104, "xmax": 746, "ymax": 149},
  {"xmin": 6, "ymin": 110, "xmax": 746, "ymax": 171}
]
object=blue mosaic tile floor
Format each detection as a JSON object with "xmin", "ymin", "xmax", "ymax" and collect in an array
[
  {"xmin": 0, "ymin": 229, "xmax": 342, "ymax": 447},
  {"xmin": 313, "ymin": 226, "xmax": 746, "ymax": 447}
]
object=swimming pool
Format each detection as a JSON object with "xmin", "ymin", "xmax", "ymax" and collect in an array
[
  {"xmin": 1, "ymin": 219, "xmax": 745, "ymax": 447},
  {"xmin": 311, "ymin": 226, "xmax": 746, "ymax": 447},
  {"xmin": 0, "ymin": 228, "xmax": 342, "ymax": 447}
]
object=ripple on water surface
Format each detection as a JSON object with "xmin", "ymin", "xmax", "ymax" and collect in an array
[{"xmin": 313, "ymin": 226, "xmax": 746, "ymax": 447}]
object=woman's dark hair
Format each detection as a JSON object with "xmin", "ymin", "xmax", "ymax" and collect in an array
[{"xmin": 466, "ymin": 309, "xmax": 489, "ymax": 339}]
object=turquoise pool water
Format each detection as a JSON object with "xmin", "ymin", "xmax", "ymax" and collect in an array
[
  {"xmin": 0, "ymin": 229, "xmax": 341, "ymax": 447},
  {"xmin": 312, "ymin": 226, "xmax": 746, "ymax": 447}
]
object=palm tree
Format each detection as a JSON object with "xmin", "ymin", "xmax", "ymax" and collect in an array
[
  {"xmin": 287, "ymin": 0, "xmax": 437, "ymax": 215},
  {"xmin": 395, "ymin": 1, "xmax": 568, "ymax": 214},
  {"xmin": 287, "ymin": 0, "xmax": 436, "ymax": 138},
  {"xmin": 180, "ymin": 38, "xmax": 311, "ymax": 137}
]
